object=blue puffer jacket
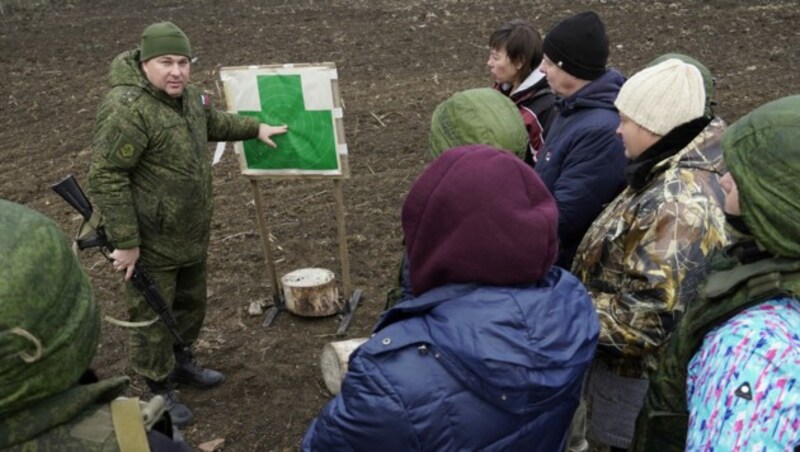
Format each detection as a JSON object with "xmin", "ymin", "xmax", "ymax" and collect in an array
[
  {"xmin": 302, "ymin": 267, "xmax": 599, "ymax": 451},
  {"xmin": 535, "ymin": 69, "xmax": 628, "ymax": 269}
]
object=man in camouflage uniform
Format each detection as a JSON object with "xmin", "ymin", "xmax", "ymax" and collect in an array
[
  {"xmin": 88, "ymin": 21, "xmax": 287, "ymax": 426},
  {"xmin": 569, "ymin": 56, "xmax": 730, "ymax": 450},
  {"xmin": 0, "ymin": 200, "xmax": 189, "ymax": 451}
]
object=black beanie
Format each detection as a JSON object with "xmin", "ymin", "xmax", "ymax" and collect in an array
[{"xmin": 543, "ymin": 11, "xmax": 609, "ymax": 81}]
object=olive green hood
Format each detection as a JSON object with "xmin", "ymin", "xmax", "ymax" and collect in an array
[
  {"xmin": 722, "ymin": 95, "xmax": 800, "ymax": 258},
  {"xmin": 0, "ymin": 200, "xmax": 99, "ymax": 416},
  {"xmin": 429, "ymin": 88, "xmax": 528, "ymax": 158}
]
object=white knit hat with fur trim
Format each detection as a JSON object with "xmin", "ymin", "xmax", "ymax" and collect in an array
[{"xmin": 615, "ymin": 58, "xmax": 705, "ymax": 136}]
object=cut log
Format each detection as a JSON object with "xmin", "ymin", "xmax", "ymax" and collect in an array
[
  {"xmin": 320, "ymin": 337, "xmax": 368, "ymax": 395},
  {"xmin": 281, "ymin": 268, "xmax": 341, "ymax": 317}
]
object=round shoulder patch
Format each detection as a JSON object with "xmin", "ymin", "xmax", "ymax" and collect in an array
[{"xmin": 119, "ymin": 143, "xmax": 134, "ymax": 158}]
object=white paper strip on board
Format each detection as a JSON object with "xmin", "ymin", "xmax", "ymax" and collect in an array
[{"xmin": 213, "ymin": 142, "xmax": 226, "ymax": 165}]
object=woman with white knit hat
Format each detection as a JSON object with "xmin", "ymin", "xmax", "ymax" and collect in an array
[{"xmin": 569, "ymin": 57, "xmax": 731, "ymax": 450}]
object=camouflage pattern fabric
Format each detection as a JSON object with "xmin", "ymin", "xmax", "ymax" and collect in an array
[
  {"xmin": 723, "ymin": 95, "xmax": 800, "ymax": 258},
  {"xmin": 0, "ymin": 200, "xmax": 132, "ymax": 449},
  {"xmin": 88, "ymin": 49, "xmax": 260, "ymax": 270},
  {"xmin": 126, "ymin": 261, "xmax": 207, "ymax": 381},
  {"xmin": 88, "ymin": 48, "xmax": 260, "ymax": 380},
  {"xmin": 1, "ymin": 377, "xmax": 129, "ymax": 450},
  {"xmin": 571, "ymin": 118, "xmax": 730, "ymax": 378},
  {"xmin": 633, "ymin": 95, "xmax": 800, "ymax": 451},
  {"xmin": 0, "ymin": 200, "xmax": 99, "ymax": 417}
]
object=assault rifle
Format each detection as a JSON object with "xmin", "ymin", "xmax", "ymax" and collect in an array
[{"xmin": 52, "ymin": 175, "xmax": 187, "ymax": 348}]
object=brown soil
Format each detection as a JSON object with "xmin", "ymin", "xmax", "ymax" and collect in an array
[{"xmin": 1, "ymin": 0, "xmax": 798, "ymax": 450}]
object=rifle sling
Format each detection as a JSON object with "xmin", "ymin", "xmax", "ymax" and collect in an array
[{"xmin": 110, "ymin": 397, "xmax": 150, "ymax": 452}]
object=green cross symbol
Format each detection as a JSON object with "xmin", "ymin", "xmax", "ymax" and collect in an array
[{"xmin": 240, "ymin": 74, "xmax": 338, "ymax": 171}]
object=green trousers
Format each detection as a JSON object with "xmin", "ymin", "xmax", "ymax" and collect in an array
[{"xmin": 125, "ymin": 260, "xmax": 207, "ymax": 381}]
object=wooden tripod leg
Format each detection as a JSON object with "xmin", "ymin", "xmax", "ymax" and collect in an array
[
  {"xmin": 250, "ymin": 178, "xmax": 282, "ymax": 325},
  {"xmin": 333, "ymin": 179, "xmax": 352, "ymax": 298}
]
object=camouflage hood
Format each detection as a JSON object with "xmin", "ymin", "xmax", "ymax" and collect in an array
[
  {"xmin": 0, "ymin": 200, "xmax": 100, "ymax": 417},
  {"xmin": 723, "ymin": 95, "xmax": 800, "ymax": 258}
]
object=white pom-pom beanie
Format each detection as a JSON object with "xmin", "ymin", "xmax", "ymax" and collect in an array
[{"xmin": 615, "ymin": 58, "xmax": 705, "ymax": 136}]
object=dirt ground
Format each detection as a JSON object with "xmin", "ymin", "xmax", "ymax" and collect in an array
[{"xmin": 1, "ymin": 0, "xmax": 798, "ymax": 450}]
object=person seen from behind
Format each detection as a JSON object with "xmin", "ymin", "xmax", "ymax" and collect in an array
[
  {"xmin": 0, "ymin": 199, "xmax": 189, "ymax": 452},
  {"xmin": 305, "ymin": 146, "xmax": 599, "ymax": 451},
  {"xmin": 385, "ymin": 87, "xmax": 528, "ymax": 308}
]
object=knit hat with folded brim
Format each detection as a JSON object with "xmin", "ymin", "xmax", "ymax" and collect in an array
[
  {"xmin": 429, "ymin": 88, "xmax": 528, "ymax": 158},
  {"xmin": 614, "ymin": 58, "xmax": 705, "ymax": 136},
  {"xmin": 140, "ymin": 21, "xmax": 192, "ymax": 61},
  {"xmin": 723, "ymin": 95, "xmax": 800, "ymax": 258}
]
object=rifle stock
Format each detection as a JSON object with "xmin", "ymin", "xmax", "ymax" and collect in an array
[{"xmin": 51, "ymin": 175, "xmax": 187, "ymax": 347}]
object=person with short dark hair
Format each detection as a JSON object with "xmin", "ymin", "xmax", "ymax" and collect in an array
[
  {"xmin": 488, "ymin": 19, "xmax": 556, "ymax": 165},
  {"xmin": 535, "ymin": 11, "xmax": 628, "ymax": 269},
  {"xmin": 305, "ymin": 146, "xmax": 599, "ymax": 451},
  {"xmin": 88, "ymin": 21, "xmax": 287, "ymax": 426}
]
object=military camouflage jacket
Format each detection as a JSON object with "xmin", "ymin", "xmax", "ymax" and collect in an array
[
  {"xmin": 571, "ymin": 117, "xmax": 730, "ymax": 378},
  {"xmin": 88, "ymin": 49, "xmax": 259, "ymax": 269},
  {"xmin": 0, "ymin": 377, "xmax": 128, "ymax": 451}
]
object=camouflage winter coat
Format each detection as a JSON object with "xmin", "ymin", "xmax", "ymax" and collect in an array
[
  {"xmin": 571, "ymin": 117, "xmax": 730, "ymax": 378},
  {"xmin": 88, "ymin": 49, "xmax": 260, "ymax": 269}
]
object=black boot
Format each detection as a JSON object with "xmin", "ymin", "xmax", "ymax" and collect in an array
[
  {"xmin": 146, "ymin": 378, "xmax": 194, "ymax": 428},
  {"xmin": 172, "ymin": 345, "xmax": 225, "ymax": 389}
]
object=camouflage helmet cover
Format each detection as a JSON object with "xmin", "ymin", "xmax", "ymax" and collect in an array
[{"xmin": 0, "ymin": 200, "xmax": 99, "ymax": 416}]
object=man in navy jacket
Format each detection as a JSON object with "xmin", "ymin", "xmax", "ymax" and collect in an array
[{"xmin": 535, "ymin": 11, "xmax": 627, "ymax": 269}]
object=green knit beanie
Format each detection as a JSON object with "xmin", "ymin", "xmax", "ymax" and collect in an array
[
  {"xmin": 722, "ymin": 95, "xmax": 800, "ymax": 258},
  {"xmin": 140, "ymin": 21, "xmax": 192, "ymax": 61},
  {"xmin": 647, "ymin": 53, "xmax": 716, "ymax": 118},
  {"xmin": 0, "ymin": 200, "xmax": 99, "ymax": 416},
  {"xmin": 429, "ymin": 88, "xmax": 528, "ymax": 158}
]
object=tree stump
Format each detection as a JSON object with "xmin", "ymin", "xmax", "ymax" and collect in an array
[
  {"xmin": 281, "ymin": 268, "xmax": 341, "ymax": 317},
  {"xmin": 320, "ymin": 337, "xmax": 368, "ymax": 395}
]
